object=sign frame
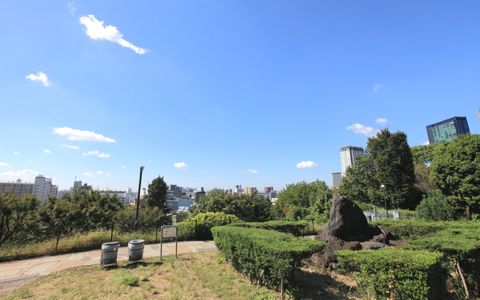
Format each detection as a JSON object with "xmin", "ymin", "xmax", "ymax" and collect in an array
[{"xmin": 160, "ymin": 225, "xmax": 178, "ymax": 260}]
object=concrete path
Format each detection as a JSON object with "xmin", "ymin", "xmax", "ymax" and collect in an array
[{"xmin": 0, "ymin": 240, "xmax": 217, "ymax": 297}]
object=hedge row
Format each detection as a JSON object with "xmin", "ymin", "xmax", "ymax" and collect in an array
[
  {"xmin": 336, "ymin": 248, "xmax": 445, "ymax": 300},
  {"xmin": 228, "ymin": 220, "xmax": 309, "ymax": 236},
  {"xmin": 374, "ymin": 220, "xmax": 480, "ymax": 297},
  {"xmin": 211, "ymin": 226, "xmax": 324, "ymax": 291}
]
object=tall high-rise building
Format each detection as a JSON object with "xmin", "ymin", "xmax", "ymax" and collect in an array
[
  {"xmin": 340, "ymin": 146, "xmax": 365, "ymax": 176},
  {"xmin": 426, "ymin": 116, "xmax": 470, "ymax": 144},
  {"xmin": 331, "ymin": 172, "xmax": 342, "ymax": 188},
  {"xmin": 0, "ymin": 180, "xmax": 34, "ymax": 197},
  {"xmin": 33, "ymin": 175, "xmax": 58, "ymax": 203}
]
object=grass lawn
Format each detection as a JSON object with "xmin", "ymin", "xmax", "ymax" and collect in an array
[{"xmin": 4, "ymin": 252, "xmax": 359, "ymax": 300}]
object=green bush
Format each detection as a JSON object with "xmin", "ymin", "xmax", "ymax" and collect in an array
[
  {"xmin": 177, "ymin": 212, "xmax": 240, "ymax": 240},
  {"xmin": 373, "ymin": 219, "xmax": 446, "ymax": 239},
  {"xmin": 212, "ymin": 226, "xmax": 324, "ymax": 291},
  {"xmin": 416, "ymin": 190, "xmax": 456, "ymax": 221},
  {"xmin": 228, "ymin": 220, "xmax": 309, "ymax": 236},
  {"xmin": 336, "ymin": 248, "xmax": 446, "ymax": 300}
]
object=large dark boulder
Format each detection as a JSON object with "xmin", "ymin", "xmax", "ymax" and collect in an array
[{"xmin": 321, "ymin": 195, "xmax": 375, "ymax": 242}]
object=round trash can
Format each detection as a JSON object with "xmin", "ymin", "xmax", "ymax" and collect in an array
[
  {"xmin": 128, "ymin": 239, "xmax": 145, "ymax": 261},
  {"xmin": 100, "ymin": 241, "xmax": 120, "ymax": 266}
]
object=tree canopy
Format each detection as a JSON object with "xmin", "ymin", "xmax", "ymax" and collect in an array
[
  {"xmin": 431, "ymin": 134, "xmax": 480, "ymax": 219},
  {"xmin": 145, "ymin": 176, "xmax": 168, "ymax": 213}
]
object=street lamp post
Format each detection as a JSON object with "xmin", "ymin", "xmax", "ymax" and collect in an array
[
  {"xmin": 134, "ymin": 166, "xmax": 144, "ymax": 231},
  {"xmin": 380, "ymin": 184, "xmax": 388, "ymax": 219}
]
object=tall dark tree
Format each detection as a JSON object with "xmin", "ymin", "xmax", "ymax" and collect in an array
[
  {"xmin": 339, "ymin": 155, "xmax": 380, "ymax": 206},
  {"xmin": 367, "ymin": 129, "xmax": 419, "ymax": 209},
  {"xmin": 146, "ymin": 176, "xmax": 168, "ymax": 212},
  {"xmin": 431, "ymin": 134, "xmax": 480, "ymax": 219}
]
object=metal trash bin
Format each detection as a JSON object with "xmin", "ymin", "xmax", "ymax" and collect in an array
[
  {"xmin": 128, "ymin": 239, "xmax": 145, "ymax": 261},
  {"xmin": 101, "ymin": 241, "xmax": 120, "ymax": 266}
]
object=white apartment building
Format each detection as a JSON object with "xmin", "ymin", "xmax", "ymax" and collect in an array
[
  {"xmin": 33, "ymin": 175, "xmax": 58, "ymax": 203},
  {"xmin": 340, "ymin": 146, "xmax": 365, "ymax": 177},
  {"xmin": 0, "ymin": 180, "xmax": 34, "ymax": 197}
]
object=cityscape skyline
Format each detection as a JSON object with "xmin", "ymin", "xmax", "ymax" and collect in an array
[{"xmin": 1, "ymin": 1, "xmax": 479, "ymax": 190}]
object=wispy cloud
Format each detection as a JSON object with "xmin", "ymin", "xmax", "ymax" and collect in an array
[
  {"xmin": 372, "ymin": 83, "xmax": 382, "ymax": 93},
  {"xmin": 375, "ymin": 118, "xmax": 388, "ymax": 126},
  {"xmin": 83, "ymin": 170, "xmax": 111, "ymax": 177},
  {"xmin": 12, "ymin": 152, "xmax": 20, "ymax": 155},
  {"xmin": 173, "ymin": 162, "xmax": 188, "ymax": 169},
  {"xmin": 79, "ymin": 15, "xmax": 148, "ymax": 55},
  {"xmin": 67, "ymin": 1, "xmax": 77, "ymax": 15},
  {"xmin": 25, "ymin": 72, "xmax": 51, "ymax": 87},
  {"xmin": 53, "ymin": 127, "xmax": 116, "ymax": 143},
  {"xmin": 0, "ymin": 169, "xmax": 38, "ymax": 182},
  {"xmin": 43, "ymin": 149, "xmax": 51, "ymax": 154},
  {"xmin": 0, "ymin": 162, "xmax": 10, "ymax": 168},
  {"xmin": 121, "ymin": 165, "xmax": 126, "ymax": 169},
  {"xmin": 60, "ymin": 144, "xmax": 80, "ymax": 150},
  {"xmin": 83, "ymin": 150, "xmax": 110, "ymax": 158},
  {"xmin": 296, "ymin": 160, "xmax": 318, "ymax": 169},
  {"xmin": 248, "ymin": 168, "xmax": 258, "ymax": 174},
  {"xmin": 347, "ymin": 123, "xmax": 379, "ymax": 137}
]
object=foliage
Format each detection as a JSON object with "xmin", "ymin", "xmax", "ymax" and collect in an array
[
  {"xmin": 38, "ymin": 197, "xmax": 76, "ymax": 251},
  {"xmin": 274, "ymin": 180, "xmax": 332, "ymax": 221},
  {"xmin": 194, "ymin": 190, "xmax": 272, "ymax": 222},
  {"xmin": 212, "ymin": 226, "xmax": 324, "ymax": 291},
  {"xmin": 0, "ymin": 192, "xmax": 38, "ymax": 246},
  {"xmin": 229, "ymin": 220, "xmax": 309, "ymax": 236},
  {"xmin": 431, "ymin": 134, "xmax": 480, "ymax": 219},
  {"xmin": 336, "ymin": 248, "xmax": 446, "ymax": 300},
  {"xmin": 340, "ymin": 130, "xmax": 420, "ymax": 209},
  {"xmin": 145, "ymin": 176, "xmax": 168, "ymax": 213},
  {"xmin": 115, "ymin": 271, "xmax": 140, "ymax": 287},
  {"xmin": 176, "ymin": 212, "xmax": 240, "ymax": 240},
  {"xmin": 416, "ymin": 190, "xmax": 456, "ymax": 221},
  {"xmin": 411, "ymin": 144, "xmax": 436, "ymax": 166}
]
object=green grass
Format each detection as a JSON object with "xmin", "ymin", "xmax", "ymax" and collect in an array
[{"xmin": 4, "ymin": 253, "xmax": 281, "ymax": 300}]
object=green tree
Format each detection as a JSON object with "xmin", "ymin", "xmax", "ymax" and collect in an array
[
  {"xmin": 368, "ymin": 129, "xmax": 419, "ymax": 209},
  {"xmin": 411, "ymin": 144, "xmax": 436, "ymax": 195},
  {"xmin": 416, "ymin": 190, "xmax": 455, "ymax": 221},
  {"xmin": 431, "ymin": 134, "xmax": 480, "ymax": 219},
  {"xmin": 39, "ymin": 197, "xmax": 75, "ymax": 251},
  {"xmin": 0, "ymin": 192, "xmax": 38, "ymax": 246},
  {"xmin": 194, "ymin": 190, "xmax": 272, "ymax": 222},
  {"xmin": 274, "ymin": 180, "xmax": 331, "ymax": 221},
  {"xmin": 339, "ymin": 155, "xmax": 380, "ymax": 206},
  {"xmin": 145, "ymin": 176, "xmax": 168, "ymax": 213}
]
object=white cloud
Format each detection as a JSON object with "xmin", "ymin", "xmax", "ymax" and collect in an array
[
  {"xmin": 0, "ymin": 162, "xmax": 10, "ymax": 168},
  {"xmin": 83, "ymin": 150, "xmax": 110, "ymax": 158},
  {"xmin": 248, "ymin": 169, "xmax": 258, "ymax": 174},
  {"xmin": 25, "ymin": 72, "xmax": 51, "ymax": 87},
  {"xmin": 12, "ymin": 152, "xmax": 20, "ymax": 155},
  {"xmin": 83, "ymin": 170, "xmax": 111, "ymax": 177},
  {"xmin": 173, "ymin": 162, "xmax": 188, "ymax": 169},
  {"xmin": 79, "ymin": 15, "xmax": 148, "ymax": 55},
  {"xmin": 43, "ymin": 149, "xmax": 51, "ymax": 154},
  {"xmin": 60, "ymin": 144, "xmax": 80, "ymax": 150},
  {"xmin": 347, "ymin": 123, "xmax": 379, "ymax": 137},
  {"xmin": 0, "ymin": 169, "xmax": 38, "ymax": 182},
  {"xmin": 121, "ymin": 165, "xmax": 126, "ymax": 169},
  {"xmin": 375, "ymin": 118, "xmax": 388, "ymax": 126},
  {"xmin": 372, "ymin": 83, "xmax": 382, "ymax": 93},
  {"xmin": 53, "ymin": 127, "xmax": 116, "ymax": 143},
  {"xmin": 296, "ymin": 160, "xmax": 318, "ymax": 169}
]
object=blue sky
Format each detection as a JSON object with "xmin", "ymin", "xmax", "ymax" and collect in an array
[{"xmin": 0, "ymin": 1, "xmax": 479, "ymax": 191}]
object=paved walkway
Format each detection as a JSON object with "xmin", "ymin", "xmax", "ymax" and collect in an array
[{"xmin": 0, "ymin": 240, "xmax": 217, "ymax": 297}]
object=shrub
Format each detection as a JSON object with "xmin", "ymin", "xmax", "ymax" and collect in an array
[
  {"xmin": 373, "ymin": 219, "xmax": 446, "ymax": 239},
  {"xmin": 228, "ymin": 220, "xmax": 309, "ymax": 236},
  {"xmin": 416, "ymin": 190, "xmax": 456, "ymax": 221},
  {"xmin": 336, "ymin": 248, "xmax": 446, "ymax": 300},
  {"xmin": 177, "ymin": 212, "xmax": 240, "ymax": 240},
  {"xmin": 212, "ymin": 226, "xmax": 324, "ymax": 291}
]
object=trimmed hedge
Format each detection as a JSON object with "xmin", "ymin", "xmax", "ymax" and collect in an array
[
  {"xmin": 212, "ymin": 226, "xmax": 324, "ymax": 291},
  {"xmin": 177, "ymin": 212, "xmax": 240, "ymax": 240},
  {"xmin": 228, "ymin": 220, "xmax": 309, "ymax": 236},
  {"xmin": 336, "ymin": 248, "xmax": 446, "ymax": 300}
]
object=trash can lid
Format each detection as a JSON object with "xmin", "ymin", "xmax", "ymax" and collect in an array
[{"xmin": 128, "ymin": 239, "xmax": 145, "ymax": 244}]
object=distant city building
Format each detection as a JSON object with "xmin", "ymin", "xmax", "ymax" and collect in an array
[
  {"xmin": 57, "ymin": 190, "xmax": 69, "ymax": 199},
  {"xmin": 264, "ymin": 186, "xmax": 274, "ymax": 193},
  {"xmin": 33, "ymin": 175, "xmax": 58, "ymax": 203},
  {"xmin": 234, "ymin": 185, "xmax": 244, "ymax": 194},
  {"xmin": 426, "ymin": 116, "xmax": 470, "ymax": 144},
  {"xmin": 0, "ymin": 179, "xmax": 34, "ymax": 197},
  {"xmin": 340, "ymin": 146, "xmax": 365, "ymax": 176},
  {"xmin": 332, "ymin": 172, "xmax": 342, "ymax": 188},
  {"xmin": 244, "ymin": 187, "xmax": 258, "ymax": 195},
  {"xmin": 195, "ymin": 187, "xmax": 206, "ymax": 202}
]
